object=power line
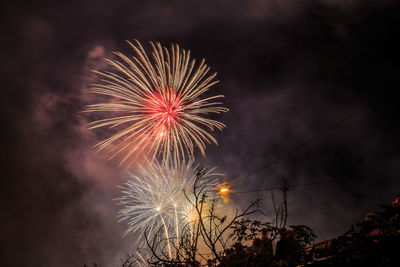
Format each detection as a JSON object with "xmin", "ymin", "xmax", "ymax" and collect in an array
[
  {"xmin": 229, "ymin": 171, "xmax": 400, "ymax": 195},
  {"xmin": 230, "ymin": 102, "xmax": 372, "ymax": 185}
]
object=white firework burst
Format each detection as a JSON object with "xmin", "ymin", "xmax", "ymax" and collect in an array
[{"xmin": 117, "ymin": 160, "xmax": 223, "ymax": 242}]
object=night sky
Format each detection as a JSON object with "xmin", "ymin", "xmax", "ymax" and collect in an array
[{"xmin": 2, "ymin": 0, "xmax": 400, "ymax": 266}]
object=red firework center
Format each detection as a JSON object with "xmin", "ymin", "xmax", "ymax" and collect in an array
[{"xmin": 145, "ymin": 88, "xmax": 184, "ymax": 138}]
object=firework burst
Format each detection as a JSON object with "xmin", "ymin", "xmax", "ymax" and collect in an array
[
  {"xmin": 117, "ymin": 160, "xmax": 222, "ymax": 242},
  {"xmin": 84, "ymin": 40, "xmax": 228, "ymax": 167}
]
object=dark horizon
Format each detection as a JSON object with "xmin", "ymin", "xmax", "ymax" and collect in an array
[{"xmin": 2, "ymin": 0, "xmax": 400, "ymax": 266}]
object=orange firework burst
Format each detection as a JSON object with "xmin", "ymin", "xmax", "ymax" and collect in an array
[{"xmin": 84, "ymin": 40, "xmax": 228, "ymax": 167}]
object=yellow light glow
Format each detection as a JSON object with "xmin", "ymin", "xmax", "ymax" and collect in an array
[{"xmin": 219, "ymin": 187, "xmax": 229, "ymax": 193}]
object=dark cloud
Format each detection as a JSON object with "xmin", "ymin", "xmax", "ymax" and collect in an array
[{"xmin": 2, "ymin": 0, "xmax": 400, "ymax": 266}]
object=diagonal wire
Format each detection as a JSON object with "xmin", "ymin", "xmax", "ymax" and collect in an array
[
  {"xmin": 229, "ymin": 171, "xmax": 400, "ymax": 195},
  {"xmin": 230, "ymin": 102, "xmax": 372, "ymax": 186}
]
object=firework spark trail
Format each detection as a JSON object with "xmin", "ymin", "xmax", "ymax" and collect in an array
[
  {"xmin": 116, "ymin": 160, "xmax": 223, "ymax": 244},
  {"xmin": 84, "ymin": 40, "xmax": 228, "ymax": 167}
]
